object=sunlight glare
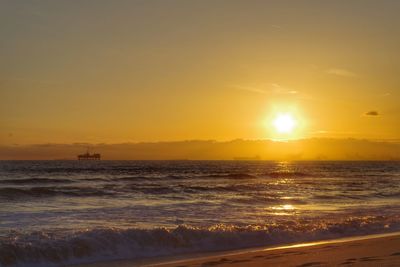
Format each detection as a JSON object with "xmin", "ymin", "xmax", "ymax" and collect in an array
[{"xmin": 273, "ymin": 114, "xmax": 296, "ymax": 133}]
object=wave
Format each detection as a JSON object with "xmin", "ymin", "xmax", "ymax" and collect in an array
[
  {"xmin": 122, "ymin": 184, "xmax": 261, "ymax": 195},
  {"xmin": 79, "ymin": 177, "xmax": 109, "ymax": 182},
  {"xmin": 115, "ymin": 173, "xmax": 254, "ymax": 183},
  {"xmin": 374, "ymin": 191, "xmax": 400, "ymax": 198},
  {"xmin": 0, "ymin": 186, "xmax": 113, "ymax": 199},
  {"xmin": 1, "ymin": 215, "xmax": 399, "ymax": 267},
  {"xmin": 0, "ymin": 183, "xmax": 260, "ymax": 199},
  {"xmin": 115, "ymin": 176, "xmax": 168, "ymax": 182},
  {"xmin": 265, "ymin": 171, "xmax": 313, "ymax": 178},
  {"xmin": 203, "ymin": 173, "xmax": 256, "ymax": 179},
  {"xmin": 0, "ymin": 178, "xmax": 74, "ymax": 185}
]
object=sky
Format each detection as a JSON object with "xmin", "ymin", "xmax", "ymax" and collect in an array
[{"xmin": 1, "ymin": 0, "xmax": 400, "ymax": 147}]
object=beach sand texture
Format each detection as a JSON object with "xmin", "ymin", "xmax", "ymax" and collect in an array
[
  {"xmin": 74, "ymin": 233, "xmax": 400, "ymax": 267},
  {"xmin": 154, "ymin": 234, "xmax": 400, "ymax": 267}
]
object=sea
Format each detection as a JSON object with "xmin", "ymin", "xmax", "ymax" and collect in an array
[{"xmin": 0, "ymin": 160, "xmax": 400, "ymax": 266}]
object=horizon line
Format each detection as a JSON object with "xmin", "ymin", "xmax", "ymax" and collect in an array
[{"xmin": 2, "ymin": 137, "xmax": 400, "ymax": 147}]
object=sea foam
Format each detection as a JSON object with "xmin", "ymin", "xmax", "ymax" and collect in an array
[{"xmin": 1, "ymin": 215, "xmax": 399, "ymax": 267}]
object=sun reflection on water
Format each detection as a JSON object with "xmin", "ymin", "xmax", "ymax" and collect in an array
[
  {"xmin": 272, "ymin": 204, "xmax": 295, "ymax": 210},
  {"xmin": 267, "ymin": 204, "xmax": 297, "ymax": 216}
]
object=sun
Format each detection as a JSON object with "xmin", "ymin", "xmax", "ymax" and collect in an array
[{"xmin": 273, "ymin": 114, "xmax": 296, "ymax": 134}]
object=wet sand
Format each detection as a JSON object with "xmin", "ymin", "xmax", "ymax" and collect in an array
[{"xmin": 73, "ymin": 232, "xmax": 400, "ymax": 267}]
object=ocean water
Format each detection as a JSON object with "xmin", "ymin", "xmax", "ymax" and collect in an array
[{"xmin": 0, "ymin": 160, "xmax": 400, "ymax": 266}]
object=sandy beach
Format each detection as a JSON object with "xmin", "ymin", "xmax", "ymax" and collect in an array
[{"xmin": 73, "ymin": 232, "xmax": 400, "ymax": 267}]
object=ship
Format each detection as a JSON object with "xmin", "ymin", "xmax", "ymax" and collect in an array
[{"xmin": 77, "ymin": 149, "xmax": 101, "ymax": 160}]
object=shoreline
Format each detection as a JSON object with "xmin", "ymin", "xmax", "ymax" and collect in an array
[{"xmin": 71, "ymin": 231, "xmax": 400, "ymax": 267}]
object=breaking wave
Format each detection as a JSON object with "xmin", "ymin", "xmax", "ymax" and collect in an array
[{"xmin": 1, "ymin": 215, "xmax": 399, "ymax": 267}]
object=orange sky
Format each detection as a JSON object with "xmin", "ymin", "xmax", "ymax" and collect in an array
[{"xmin": 1, "ymin": 1, "xmax": 400, "ymax": 146}]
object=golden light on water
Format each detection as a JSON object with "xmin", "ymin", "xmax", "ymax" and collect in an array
[
  {"xmin": 268, "ymin": 204, "xmax": 297, "ymax": 216},
  {"xmin": 272, "ymin": 204, "xmax": 295, "ymax": 210}
]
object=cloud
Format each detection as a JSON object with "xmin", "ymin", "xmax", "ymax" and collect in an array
[
  {"xmin": 271, "ymin": 24, "xmax": 282, "ymax": 29},
  {"xmin": 269, "ymin": 83, "xmax": 298, "ymax": 94},
  {"xmin": 312, "ymin": 130, "xmax": 359, "ymax": 136},
  {"xmin": 232, "ymin": 83, "xmax": 298, "ymax": 95},
  {"xmin": 365, "ymin": 111, "xmax": 379, "ymax": 116},
  {"xmin": 326, "ymin": 68, "xmax": 356, "ymax": 77},
  {"xmin": 232, "ymin": 85, "xmax": 268, "ymax": 94}
]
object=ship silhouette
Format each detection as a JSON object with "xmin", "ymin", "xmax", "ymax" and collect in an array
[{"xmin": 77, "ymin": 148, "xmax": 101, "ymax": 160}]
